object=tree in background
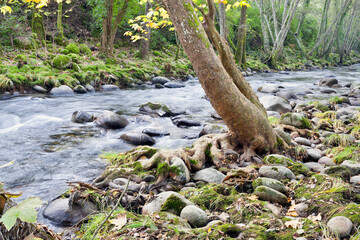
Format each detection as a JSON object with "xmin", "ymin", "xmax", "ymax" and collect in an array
[{"xmin": 234, "ymin": 0, "xmax": 250, "ymax": 68}]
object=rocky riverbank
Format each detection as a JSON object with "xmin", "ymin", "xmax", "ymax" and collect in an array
[{"xmin": 36, "ymin": 73, "xmax": 360, "ymax": 239}]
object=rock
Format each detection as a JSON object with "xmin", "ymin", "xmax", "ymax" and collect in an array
[
  {"xmin": 321, "ymin": 89, "xmax": 337, "ymax": 94},
  {"xmin": 318, "ymin": 156, "xmax": 336, "ymax": 166},
  {"xmin": 142, "ymin": 191, "xmax": 193, "ymax": 215},
  {"xmin": 327, "ymin": 216, "xmax": 353, "ymax": 238},
  {"xmin": 109, "ymin": 178, "xmax": 140, "ymax": 192},
  {"xmin": 350, "ymin": 175, "xmax": 360, "ymax": 184},
  {"xmin": 274, "ymin": 128, "xmax": 292, "ymax": 145},
  {"xmin": 295, "ymin": 203, "xmax": 308, "ymax": 217},
  {"xmin": 14, "ymin": 36, "xmax": 34, "ymax": 49},
  {"xmin": 43, "ymin": 198, "xmax": 97, "ymax": 226},
  {"xmin": 142, "ymin": 128, "xmax": 170, "ymax": 137},
  {"xmin": 267, "ymin": 111, "xmax": 281, "ymax": 119},
  {"xmin": 264, "ymin": 203, "xmax": 281, "ymax": 215},
  {"xmin": 259, "ymin": 166, "xmax": 296, "ymax": 180},
  {"xmin": 73, "ymin": 85, "xmax": 87, "ymax": 94},
  {"xmin": 139, "ymin": 102, "xmax": 173, "ymax": 117},
  {"xmin": 263, "ymin": 154, "xmax": 293, "ymax": 166},
  {"xmin": 120, "ymin": 133, "xmax": 155, "ymax": 146},
  {"xmin": 254, "ymin": 186, "xmax": 288, "ymax": 205},
  {"xmin": 33, "ymin": 85, "xmax": 47, "ymax": 94},
  {"xmin": 85, "ymin": 84, "xmax": 95, "ymax": 92},
  {"xmin": 52, "ymin": 55, "xmax": 72, "ymax": 69},
  {"xmin": 321, "ymin": 166, "xmax": 351, "ymax": 180},
  {"xmin": 336, "ymin": 106, "xmax": 360, "ymax": 118},
  {"xmin": 341, "ymin": 160, "xmax": 360, "ymax": 176},
  {"xmin": 257, "ymin": 85, "xmax": 280, "ymax": 93},
  {"xmin": 101, "ymin": 84, "xmax": 119, "ymax": 91},
  {"xmin": 151, "ymin": 76, "xmax": 170, "ymax": 85},
  {"xmin": 95, "ymin": 111, "xmax": 129, "ymax": 129},
  {"xmin": 172, "ymin": 118, "xmax": 201, "ymax": 127},
  {"xmin": 294, "ymin": 137, "xmax": 312, "ymax": 146},
  {"xmin": 349, "ymin": 82, "xmax": 360, "ymax": 97},
  {"xmin": 159, "ymin": 212, "xmax": 191, "ymax": 229},
  {"xmin": 143, "ymin": 175, "xmax": 156, "ymax": 182},
  {"xmin": 50, "ymin": 85, "xmax": 75, "ymax": 96},
  {"xmin": 306, "ymin": 148, "xmax": 322, "ymax": 161},
  {"xmin": 199, "ymin": 124, "xmax": 227, "ymax": 137},
  {"xmin": 155, "ymin": 83, "xmax": 165, "ymax": 89},
  {"xmin": 280, "ymin": 113, "xmax": 311, "ymax": 129},
  {"xmin": 304, "ymin": 162, "xmax": 324, "ymax": 172},
  {"xmin": 161, "ymin": 194, "xmax": 188, "ymax": 215},
  {"xmin": 319, "ymin": 78, "xmax": 338, "ymax": 87},
  {"xmin": 180, "ymin": 205, "xmax": 208, "ymax": 227},
  {"xmin": 279, "ymin": 71, "xmax": 289, "ymax": 75},
  {"xmin": 164, "ymin": 82, "xmax": 186, "ymax": 88},
  {"xmin": 276, "ymin": 91, "xmax": 297, "ymax": 100},
  {"xmin": 193, "ymin": 168, "xmax": 225, "ymax": 184},
  {"xmin": 170, "ymin": 157, "xmax": 190, "ymax": 183},
  {"xmin": 259, "ymin": 96, "xmax": 292, "ymax": 114},
  {"xmin": 71, "ymin": 111, "xmax": 93, "ymax": 123},
  {"xmin": 252, "ymin": 177, "xmax": 286, "ymax": 193}
]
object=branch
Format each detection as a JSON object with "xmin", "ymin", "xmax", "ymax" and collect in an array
[
  {"xmin": 192, "ymin": 1, "xmax": 206, "ymax": 17},
  {"xmin": 90, "ymin": 177, "xmax": 130, "ymax": 240},
  {"xmin": 206, "ymin": 0, "xmax": 216, "ymax": 20}
]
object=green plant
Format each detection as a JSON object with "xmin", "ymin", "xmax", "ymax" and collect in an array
[{"xmin": 0, "ymin": 75, "xmax": 13, "ymax": 91}]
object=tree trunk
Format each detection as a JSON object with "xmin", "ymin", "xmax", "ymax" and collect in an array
[
  {"xmin": 218, "ymin": 2, "xmax": 227, "ymax": 38},
  {"xmin": 235, "ymin": 5, "xmax": 247, "ymax": 68},
  {"xmin": 57, "ymin": 2, "xmax": 64, "ymax": 40},
  {"xmin": 162, "ymin": 0, "xmax": 276, "ymax": 156},
  {"xmin": 140, "ymin": 1, "xmax": 152, "ymax": 59},
  {"xmin": 31, "ymin": 12, "xmax": 45, "ymax": 42}
]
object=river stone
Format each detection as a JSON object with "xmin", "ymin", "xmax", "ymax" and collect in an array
[
  {"xmin": 139, "ymin": 102, "xmax": 173, "ymax": 117},
  {"xmin": 71, "ymin": 111, "xmax": 93, "ymax": 123},
  {"xmin": 101, "ymin": 84, "xmax": 119, "ymax": 91},
  {"xmin": 341, "ymin": 160, "xmax": 360, "ymax": 176},
  {"xmin": 349, "ymin": 82, "xmax": 360, "ymax": 97},
  {"xmin": 172, "ymin": 118, "xmax": 201, "ymax": 127},
  {"xmin": 199, "ymin": 124, "xmax": 227, "ymax": 137},
  {"xmin": 33, "ymin": 85, "xmax": 47, "ymax": 94},
  {"xmin": 170, "ymin": 157, "xmax": 190, "ymax": 183},
  {"xmin": 259, "ymin": 96, "xmax": 292, "ymax": 114},
  {"xmin": 294, "ymin": 137, "xmax": 312, "ymax": 146},
  {"xmin": 350, "ymin": 175, "xmax": 360, "ymax": 184},
  {"xmin": 319, "ymin": 78, "xmax": 338, "ymax": 87},
  {"xmin": 120, "ymin": 133, "xmax": 155, "ymax": 146},
  {"xmin": 95, "ymin": 111, "xmax": 129, "ymax": 129},
  {"xmin": 276, "ymin": 90, "xmax": 297, "ymax": 100},
  {"xmin": 321, "ymin": 89, "xmax": 337, "ymax": 94},
  {"xmin": 152, "ymin": 76, "xmax": 170, "ymax": 85},
  {"xmin": 73, "ymin": 85, "xmax": 87, "ymax": 94},
  {"xmin": 43, "ymin": 198, "xmax": 97, "ymax": 226},
  {"xmin": 264, "ymin": 203, "xmax": 281, "ymax": 215},
  {"xmin": 109, "ymin": 178, "xmax": 140, "ymax": 192},
  {"xmin": 85, "ymin": 84, "xmax": 95, "ymax": 92},
  {"xmin": 318, "ymin": 156, "xmax": 336, "ymax": 166},
  {"xmin": 321, "ymin": 166, "xmax": 351, "ymax": 180},
  {"xmin": 259, "ymin": 166, "xmax": 296, "ymax": 180},
  {"xmin": 274, "ymin": 128, "xmax": 292, "ymax": 145},
  {"xmin": 193, "ymin": 168, "xmax": 225, "ymax": 184},
  {"xmin": 280, "ymin": 113, "xmax": 311, "ymax": 129},
  {"xmin": 306, "ymin": 148, "xmax": 322, "ymax": 161},
  {"xmin": 257, "ymin": 85, "xmax": 280, "ymax": 93},
  {"xmin": 263, "ymin": 154, "xmax": 294, "ymax": 166},
  {"xmin": 142, "ymin": 128, "xmax": 170, "ymax": 137},
  {"xmin": 336, "ymin": 106, "xmax": 360, "ymax": 118},
  {"xmin": 327, "ymin": 216, "xmax": 353, "ymax": 238},
  {"xmin": 164, "ymin": 82, "xmax": 185, "ymax": 88},
  {"xmin": 180, "ymin": 205, "xmax": 208, "ymax": 227},
  {"xmin": 50, "ymin": 85, "xmax": 75, "ymax": 96},
  {"xmin": 142, "ymin": 191, "xmax": 193, "ymax": 215},
  {"xmin": 254, "ymin": 186, "xmax": 288, "ymax": 205},
  {"xmin": 304, "ymin": 162, "xmax": 324, "ymax": 172},
  {"xmin": 295, "ymin": 203, "xmax": 308, "ymax": 217},
  {"xmin": 252, "ymin": 177, "xmax": 286, "ymax": 193},
  {"xmin": 143, "ymin": 175, "xmax": 156, "ymax": 182}
]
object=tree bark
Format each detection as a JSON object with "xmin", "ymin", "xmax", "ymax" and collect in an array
[
  {"xmin": 234, "ymin": 5, "xmax": 247, "ymax": 68},
  {"xmin": 218, "ymin": 2, "xmax": 227, "ymax": 38},
  {"xmin": 140, "ymin": 0, "xmax": 152, "ymax": 59},
  {"xmin": 162, "ymin": 0, "xmax": 276, "ymax": 155}
]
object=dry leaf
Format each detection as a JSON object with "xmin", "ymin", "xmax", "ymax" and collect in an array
[
  {"xmin": 110, "ymin": 213, "xmax": 127, "ymax": 230},
  {"xmin": 247, "ymin": 195, "xmax": 258, "ymax": 201},
  {"xmin": 207, "ymin": 227, "xmax": 211, "ymax": 233},
  {"xmin": 308, "ymin": 213, "xmax": 322, "ymax": 223},
  {"xmin": 284, "ymin": 219, "xmax": 303, "ymax": 229},
  {"xmin": 286, "ymin": 201, "xmax": 299, "ymax": 217}
]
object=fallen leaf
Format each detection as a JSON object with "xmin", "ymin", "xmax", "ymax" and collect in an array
[
  {"xmin": 284, "ymin": 219, "xmax": 303, "ymax": 229},
  {"xmin": 308, "ymin": 213, "xmax": 321, "ymax": 223},
  {"xmin": 110, "ymin": 213, "xmax": 127, "ymax": 230},
  {"xmin": 286, "ymin": 201, "xmax": 299, "ymax": 217},
  {"xmin": 247, "ymin": 195, "xmax": 258, "ymax": 201},
  {"xmin": 208, "ymin": 227, "xmax": 211, "ymax": 233}
]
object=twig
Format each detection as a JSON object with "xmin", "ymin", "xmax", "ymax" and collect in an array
[{"xmin": 90, "ymin": 177, "xmax": 130, "ymax": 240}]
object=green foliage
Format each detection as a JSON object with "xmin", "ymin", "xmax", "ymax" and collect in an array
[
  {"xmin": 330, "ymin": 146, "xmax": 360, "ymax": 164},
  {"xmin": 0, "ymin": 75, "xmax": 13, "ymax": 91},
  {"xmin": 0, "ymin": 197, "xmax": 42, "ymax": 230},
  {"xmin": 66, "ymin": 43, "xmax": 80, "ymax": 54},
  {"xmin": 52, "ymin": 54, "xmax": 72, "ymax": 69},
  {"xmin": 79, "ymin": 44, "xmax": 92, "ymax": 56}
]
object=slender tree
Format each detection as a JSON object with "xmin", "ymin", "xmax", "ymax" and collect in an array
[{"xmin": 140, "ymin": 0, "xmax": 152, "ymax": 59}]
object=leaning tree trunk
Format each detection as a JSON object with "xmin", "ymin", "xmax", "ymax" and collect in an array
[
  {"xmin": 31, "ymin": 12, "xmax": 45, "ymax": 43},
  {"xmin": 162, "ymin": 0, "xmax": 276, "ymax": 156},
  {"xmin": 140, "ymin": 0, "xmax": 152, "ymax": 59},
  {"xmin": 234, "ymin": 5, "xmax": 247, "ymax": 68}
]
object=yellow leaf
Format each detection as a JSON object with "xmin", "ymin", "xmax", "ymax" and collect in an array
[
  {"xmin": 110, "ymin": 213, "xmax": 127, "ymax": 230},
  {"xmin": 208, "ymin": 227, "xmax": 211, "ymax": 233},
  {"xmin": 0, "ymin": 5, "xmax": 12, "ymax": 15},
  {"xmin": 226, "ymin": 4, "xmax": 232, "ymax": 11},
  {"xmin": 247, "ymin": 195, "xmax": 258, "ymax": 200}
]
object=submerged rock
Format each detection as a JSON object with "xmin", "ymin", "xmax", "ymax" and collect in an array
[
  {"xmin": 95, "ymin": 111, "xmax": 129, "ymax": 129},
  {"xmin": 120, "ymin": 132, "xmax": 155, "ymax": 146},
  {"xmin": 172, "ymin": 117, "xmax": 201, "ymax": 127},
  {"xmin": 164, "ymin": 82, "xmax": 185, "ymax": 88},
  {"xmin": 139, "ymin": 102, "xmax": 173, "ymax": 117},
  {"xmin": 319, "ymin": 78, "xmax": 338, "ymax": 87},
  {"xmin": 142, "ymin": 128, "xmax": 170, "ymax": 137},
  {"xmin": 71, "ymin": 111, "xmax": 93, "ymax": 123}
]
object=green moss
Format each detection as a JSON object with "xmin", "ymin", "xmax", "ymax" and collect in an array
[
  {"xmin": 205, "ymin": 143, "xmax": 213, "ymax": 160},
  {"xmin": 333, "ymin": 204, "xmax": 360, "ymax": 225},
  {"xmin": 66, "ymin": 43, "xmax": 80, "ymax": 54},
  {"xmin": 330, "ymin": 146, "xmax": 360, "ymax": 164},
  {"xmin": 68, "ymin": 53, "xmax": 81, "ymax": 63},
  {"xmin": 60, "ymin": 49, "xmax": 69, "ymax": 54},
  {"xmin": 160, "ymin": 194, "xmax": 187, "ymax": 215},
  {"xmin": 53, "ymin": 54, "xmax": 72, "ymax": 69},
  {"xmin": 156, "ymin": 162, "xmax": 170, "ymax": 176},
  {"xmin": 105, "ymin": 58, "xmax": 118, "ymax": 65},
  {"xmin": 329, "ymin": 96, "xmax": 344, "ymax": 104},
  {"xmin": 15, "ymin": 54, "xmax": 27, "ymax": 62},
  {"xmin": 79, "ymin": 44, "xmax": 92, "ymax": 56}
]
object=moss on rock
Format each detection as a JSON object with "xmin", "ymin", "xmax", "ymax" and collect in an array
[{"xmin": 53, "ymin": 55, "xmax": 72, "ymax": 69}]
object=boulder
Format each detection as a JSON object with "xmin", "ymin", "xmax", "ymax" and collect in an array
[
  {"xmin": 170, "ymin": 157, "xmax": 190, "ymax": 183},
  {"xmin": 33, "ymin": 85, "xmax": 47, "ymax": 94},
  {"xmin": 318, "ymin": 156, "xmax": 336, "ymax": 166},
  {"xmin": 85, "ymin": 84, "xmax": 95, "ymax": 93},
  {"xmin": 151, "ymin": 76, "xmax": 170, "ymax": 85},
  {"xmin": 321, "ymin": 166, "xmax": 351, "ymax": 180},
  {"xmin": 50, "ymin": 85, "xmax": 75, "ymax": 96},
  {"xmin": 259, "ymin": 96, "xmax": 292, "ymax": 114},
  {"xmin": 180, "ymin": 205, "xmax": 208, "ymax": 227},
  {"xmin": 94, "ymin": 111, "xmax": 129, "ymax": 129},
  {"xmin": 306, "ymin": 148, "xmax": 322, "ymax": 161},
  {"xmin": 199, "ymin": 124, "xmax": 227, "ymax": 137},
  {"xmin": 164, "ymin": 82, "xmax": 186, "ymax": 88},
  {"xmin": 43, "ymin": 198, "xmax": 97, "ymax": 226},
  {"xmin": 259, "ymin": 166, "xmax": 296, "ymax": 180},
  {"xmin": 193, "ymin": 168, "xmax": 225, "ymax": 184},
  {"xmin": 304, "ymin": 162, "xmax": 324, "ymax": 172},
  {"xmin": 280, "ymin": 113, "xmax": 311, "ymax": 129},
  {"xmin": 257, "ymin": 85, "xmax": 280, "ymax": 93},
  {"xmin": 120, "ymin": 133, "xmax": 155, "ymax": 146},
  {"xmin": 52, "ymin": 55, "xmax": 72, "ymax": 69},
  {"xmin": 341, "ymin": 160, "xmax": 360, "ymax": 176},
  {"xmin": 252, "ymin": 177, "xmax": 286, "ymax": 193},
  {"xmin": 101, "ymin": 84, "xmax": 119, "ymax": 91},
  {"xmin": 276, "ymin": 91, "xmax": 297, "ymax": 100},
  {"xmin": 73, "ymin": 85, "xmax": 87, "ymax": 94},
  {"xmin": 327, "ymin": 216, "xmax": 353, "ymax": 238},
  {"xmin": 349, "ymin": 82, "xmax": 360, "ymax": 97},
  {"xmin": 71, "ymin": 111, "xmax": 93, "ymax": 123},
  {"xmin": 142, "ymin": 128, "xmax": 170, "ymax": 137},
  {"xmin": 319, "ymin": 78, "xmax": 338, "ymax": 87},
  {"xmin": 254, "ymin": 186, "xmax": 288, "ymax": 205},
  {"xmin": 294, "ymin": 137, "xmax": 312, "ymax": 146}
]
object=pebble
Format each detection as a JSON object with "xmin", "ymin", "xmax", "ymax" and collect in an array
[{"xmin": 180, "ymin": 205, "xmax": 208, "ymax": 227}]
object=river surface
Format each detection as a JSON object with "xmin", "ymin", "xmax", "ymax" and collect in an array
[{"xmin": 0, "ymin": 64, "xmax": 359, "ymax": 229}]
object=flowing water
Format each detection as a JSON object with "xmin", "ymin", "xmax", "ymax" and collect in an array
[{"xmin": 0, "ymin": 64, "xmax": 359, "ymax": 229}]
